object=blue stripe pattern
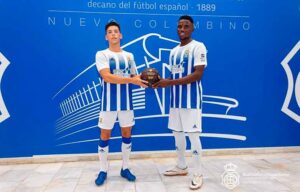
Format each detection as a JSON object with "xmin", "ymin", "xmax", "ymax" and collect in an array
[
  {"xmin": 100, "ymin": 50, "xmax": 134, "ymax": 111},
  {"xmin": 170, "ymin": 41, "xmax": 204, "ymax": 109}
]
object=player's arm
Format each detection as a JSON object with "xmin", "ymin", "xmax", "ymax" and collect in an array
[
  {"xmin": 168, "ymin": 65, "xmax": 204, "ymax": 85},
  {"xmin": 100, "ymin": 68, "xmax": 147, "ymax": 87},
  {"xmin": 96, "ymin": 51, "xmax": 147, "ymax": 87},
  {"xmin": 153, "ymin": 65, "xmax": 204, "ymax": 88}
]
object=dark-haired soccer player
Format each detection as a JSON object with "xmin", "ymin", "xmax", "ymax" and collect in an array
[
  {"xmin": 94, "ymin": 21, "xmax": 148, "ymax": 186},
  {"xmin": 153, "ymin": 15, "xmax": 207, "ymax": 190}
]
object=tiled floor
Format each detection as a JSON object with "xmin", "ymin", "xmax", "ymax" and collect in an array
[{"xmin": 0, "ymin": 152, "xmax": 300, "ymax": 192}]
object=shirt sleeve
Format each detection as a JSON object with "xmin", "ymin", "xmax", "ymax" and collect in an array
[
  {"xmin": 194, "ymin": 43, "xmax": 207, "ymax": 67},
  {"xmin": 95, "ymin": 51, "xmax": 109, "ymax": 71}
]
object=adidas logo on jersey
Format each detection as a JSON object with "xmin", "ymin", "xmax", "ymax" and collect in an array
[{"xmin": 193, "ymin": 124, "xmax": 197, "ymax": 129}]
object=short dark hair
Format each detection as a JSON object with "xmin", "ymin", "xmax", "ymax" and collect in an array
[
  {"xmin": 105, "ymin": 21, "xmax": 121, "ymax": 32},
  {"xmin": 178, "ymin": 15, "xmax": 194, "ymax": 24}
]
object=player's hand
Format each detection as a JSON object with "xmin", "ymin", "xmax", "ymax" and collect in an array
[
  {"xmin": 131, "ymin": 75, "xmax": 148, "ymax": 88},
  {"xmin": 152, "ymin": 78, "xmax": 172, "ymax": 88}
]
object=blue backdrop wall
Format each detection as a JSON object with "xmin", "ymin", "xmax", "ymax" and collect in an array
[{"xmin": 0, "ymin": 0, "xmax": 299, "ymax": 158}]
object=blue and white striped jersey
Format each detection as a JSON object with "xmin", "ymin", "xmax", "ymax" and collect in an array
[
  {"xmin": 169, "ymin": 40, "xmax": 207, "ymax": 109},
  {"xmin": 96, "ymin": 49, "xmax": 136, "ymax": 111}
]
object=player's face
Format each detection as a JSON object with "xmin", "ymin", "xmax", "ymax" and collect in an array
[
  {"xmin": 177, "ymin": 19, "xmax": 194, "ymax": 41},
  {"xmin": 105, "ymin": 26, "xmax": 122, "ymax": 44}
]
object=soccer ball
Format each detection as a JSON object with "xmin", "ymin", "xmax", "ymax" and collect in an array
[{"xmin": 140, "ymin": 68, "xmax": 160, "ymax": 87}]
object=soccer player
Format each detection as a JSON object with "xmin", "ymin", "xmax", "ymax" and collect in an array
[
  {"xmin": 153, "ymin": 15, "xmax": 207, "ymax": 190},
  {"xmin": 94, "ymin": 21, "xmax": 148, "ymax": 186}
]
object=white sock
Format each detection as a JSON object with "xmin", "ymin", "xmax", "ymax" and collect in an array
[
  {"xmin": 188, "ymin": 132, "xmax": 203, "ymax": 175},
  {"xmin": 173, "ymin": 131, "xmax": 187, "ymax": 169},
  {"xmin": 98, "ymin": 145, "xmax": 109, "ymax": 172},
  {"xmin": 121, "ymin": 142, "xmax": 132, "ymax": 170}
]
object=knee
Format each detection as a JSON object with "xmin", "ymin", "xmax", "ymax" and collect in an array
[
  {"xmin": 100, "ymin": 129, "xmax": 111, "ymax": 140},
  {"xmin": 121, "ymin": 128, "xmax": 132, "ymax": 138}
]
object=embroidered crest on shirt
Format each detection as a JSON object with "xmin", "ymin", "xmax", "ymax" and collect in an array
[{"xmin": 184, "ymin": 49, "xmax": 189, "ymax": 58}]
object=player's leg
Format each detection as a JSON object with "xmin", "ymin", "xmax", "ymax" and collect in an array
[
  {"xmin": 164, "ymin": 108, "xmax": 188, "ymax": 176},
  {"xmin": 174, "ymin": 131, "xmax": 187, "ymax": 170},
  {"xmin": 119, "ymin": 110, "xmax": 136, "ymax": 181},
  {"xmin": 187, "ymin": 132, "xmax": 203, "ymax": 174},
  {"xmin": 98, "ymin": 129, "xmax": 111, "ymax": 172},
  {"xmin": 187, "ymin": 131, "xmax": 203, "ymax": 190},
  {"xmin": 95, "ymin": 111, "xmax": 117, "ymax": 186},
  {"xmin": 181, "ymin": 109, "xmax": 203, "ymax": 189},
  {"xmin": 120, "ymin": 126, "xmax": 132, "ymax": 170}
]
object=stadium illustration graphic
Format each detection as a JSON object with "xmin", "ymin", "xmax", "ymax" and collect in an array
[
  {"xmin": 52, "ymin": 33, "xmax": 247, "ymax": 147},
  {"xmin": 0, "ymin": 52, "xmax": 10, "ymax": 123}
]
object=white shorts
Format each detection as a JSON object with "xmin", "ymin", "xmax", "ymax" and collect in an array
[
  {"xmin": 168, "ymin": 108, "xmax": 202, "ymax": 133},
  {"xmin": 98, "ymin": 110, "xmax": 135, "ymax": 130}
]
